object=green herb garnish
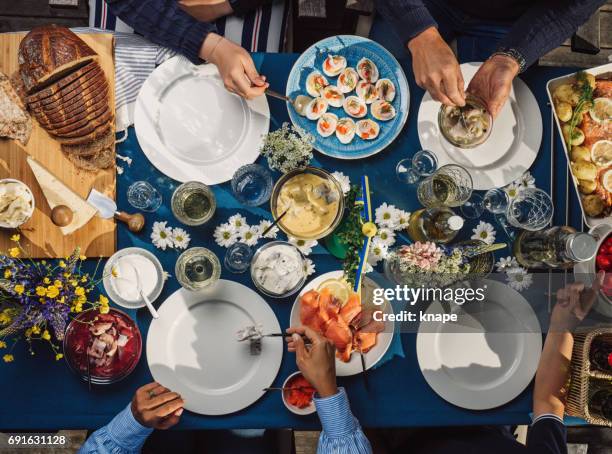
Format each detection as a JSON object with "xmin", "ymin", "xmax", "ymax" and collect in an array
[
  {"xmin": 337, "ymin": 185, "xmax": 364, "ymax": 287},
  {"xmin": 567, "ymin": 71, "xmax": 594, "ymax": 147}
]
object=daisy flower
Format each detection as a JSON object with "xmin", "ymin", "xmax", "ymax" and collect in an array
[
  {"xmin": 303, "ymin": 258, "xmax": 316, "ymax": 276},
  {"xmin": 368, "ymin": 237, "xmax": 389, "ymax": 265},
  {"xmin": 239, "ymin": 225, "xmax": 260, "ymax": 246},
  {"xmin": 171, "ymin": 227, "xmax": 191, "ymax": 249},
  {"xmin": 151, "ymin": 221, "xmax": 174, "ymax": 250},
  {"xmin": 375, "ymin": 203, "xmax": 400, "ymax": 229},
  {"xmin": 288, "ymin": 236, "xmax": 318, "ymax": 255},
  {"xmin": 228, "ymin": 214, "xmax": 248, "ymax": 230},
  {"xmin": 517, "ymin": 171, "xmax": 536, "ymax": 189},
  {"xmin": 364, "ymin": 262, "xmax": 374, "ymax": 274},
  {"xmin": 258, "ymin": 219, "xmax": 279, "ymax": 239},
  {"xmin": 506, "ymin": 266, "xmax": 533, "ymax": 291},
  {"xmin": 495, "ymin": 256, "xmax": 519, "ymax": 272},
  {"xmin": 504, "ymin": 182, "xmax": 524, "ymax": 201},
  {"xmin": 214, "ymin": 223, "xmax": 238, "ymax": 247},
  {"xmin": 471, "ymin": 221, "xmax": 496, "ymax": 245},
  {"xmin": 331, "ymin": 171, "xmax": 351, "ymax": 195},
  {"xmin": 375, "ymin": 227, "xmax": 396, "ymax": 246},
  {"xmin": 396, "ymin": 210, "xmax": 411, "ymax": 231}
]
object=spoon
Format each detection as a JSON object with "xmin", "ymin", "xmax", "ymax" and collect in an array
[
  {"xmin": 265, "ymin": 88, "xmax": 312, "ymax": 116},
  {"xmin": 127, "ymin": 263, "xmax": 159, "ymax": 319}
]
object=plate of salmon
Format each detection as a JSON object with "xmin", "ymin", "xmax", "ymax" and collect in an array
[{"xmin": 290, "ymin": 270, "xmax": 394, "ymax": 376}]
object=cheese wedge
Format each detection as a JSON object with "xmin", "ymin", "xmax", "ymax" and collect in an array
[{"xmin": 26, "ymin": 157, "xmax": 97, "ymax": 235}]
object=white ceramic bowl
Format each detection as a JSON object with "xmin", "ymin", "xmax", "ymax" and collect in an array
[
  {"xmin": 0, "ymin": 179, "xmax": 35, "ymax": 229},
  {"xmin": 281, "ymin": 371, "xmax": 316, "ymax": 415}
]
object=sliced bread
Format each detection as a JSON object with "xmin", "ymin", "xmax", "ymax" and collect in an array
[
  {"xmin": 33, "ymin": 91, "xmax": 108, "ymax": 130},
  {"xmin": 47, "ymin": 103, "xmax": 110, "ymax": 136},
  {"xmin": 57, "ymin": 121, "xmax": 112, "ymax": 146},
  {"xmin": 0, "ymin": 71, "xmax": 32, "ymax": 145},
  {"xmin": 61, "ymin": 129, "xmax": 115, "ymax": 157},
  {"xmin": 25, "ymin": 60, "xmax": 99, "ymax": 104},
  {"xmin": 65, "ymin": 145, "xmax": 115, "ymax": 171},
  {"xmin": 27, "ymin": 67, "xmax": 105, "ymax": 110}
]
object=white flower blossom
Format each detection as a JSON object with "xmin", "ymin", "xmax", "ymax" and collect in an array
[
  {"xmin": 162, "ymin": 270, "xmax": 171, "ymax": 281},
  {"xmin": 228, "ymin": 214, "xmax": 248, "ymax": 230},
  {"xmin": 214, "ymin": 223, "xmax": 239, "ymax": 247},
  {"xmin": 258, "ymin": 219, "xmax": 279, "ymax": 239},
  {"xmin": 506, "ymin": 266, "xmax": 533, "ymax": 291},
  {"xmin": 396, "ymin": 210, "xmax": 411, "ymax": 230},
  {"xmin": 364, "ymin": 262, "xmax": 374, "ymax": 274},
  {"xmin": 375, "ymin": 227, "xmax": 396, "ymax": 247},
  {"xmin": 517, "ymin": 171, "xmax": 536, "ymax": 189},
  {"xmin": 288, "ymin": 236, "xmax": 317, "ymax": 255},
  {"xmin": 331, "ymin": 171, "xmax": 351, "ymax": 195},
  {"xmin": 471, "ymin": 221, "xmax": 496, "ymax": 245},
  {"xmin": 495, "ymin": 256, "xmax": 519, "ymax": 272},
  {"xmin": 375, "ymin": 203, "xmax": 400, "ymax": 229},
  {"xmin": 171, "ymin": 227, "xmax": 191, "ymax": 249},
  {"xmin": 504, "ymin": 182, "xmax": 524, "ymax": 201},
  {"xmin": 239, "ymin": 225, "xmax": 261, "ymax": 246},
  {"xmin": 151, "ymin": 221, "xmax": 174, "ymax": 250},
  {"xmin": 303, "ymin": 258, "xmax": 316, "ymax": 276},
  {"xmin": 367, "ymin": 237, "xmax": 389, "ymax": 265}
]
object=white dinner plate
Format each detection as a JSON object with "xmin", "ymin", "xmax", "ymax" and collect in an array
[
  {"xmin": 289, "ymin": 270, "xmax": 394, "ymax": 376},
  {"xmin": 416, "ymin": 279, "xmax": 542, "ymax": 410},
  {"xmin": 146, "ymin": 280, "xmax": 282, "ymax": 415},
  {"xmin": 135, "ymin": 55, "xmax": 270, "ymax": 185},
  {"xmin": 417, "ymin": 62, "xmax": 542, "ymax": 190}
]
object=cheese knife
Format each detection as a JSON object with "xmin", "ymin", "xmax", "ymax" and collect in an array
[{"xmin": 87, "ymin": 189, "xmax": 145, "ymax": 233}]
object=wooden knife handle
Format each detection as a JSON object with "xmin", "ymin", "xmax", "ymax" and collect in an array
[{"xmin": 114, "ymin": 211, "xmax": 145, "ymax": 233}]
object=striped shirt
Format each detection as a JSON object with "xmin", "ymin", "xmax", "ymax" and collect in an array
[{"xmin": 78, "ymin": 388, "xmax": 372, "ymax": 454}]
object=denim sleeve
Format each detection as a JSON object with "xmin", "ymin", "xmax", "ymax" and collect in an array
[
  {"xmin": 498, "ymin": 0, "xmax": 606, "ymax": 68},
  {"xmin": 106, "ymin": 0, "xmax": 216, "ymax": 63},
  {"xmin": 78, "ymin": 404, "xmax": 153, "ymax": 454},
  {"xmin": 376, "ymin": 0, "xmax": 437, "ymax": 46}
]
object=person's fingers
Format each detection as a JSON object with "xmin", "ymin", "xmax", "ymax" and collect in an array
[
  {"xmin": 293, "ymin": 333, "xmax": 308, "ymax": 362},
  {"xmin": 427, "ymin": 82, "xmax": 455, "ymax": 106},
  {"xmin": 301, "ymin": 326, "xmax": 326, "ymax": 345},
  {"xmin": 441, "ymin": 71, "xmax": 465, "ymax": 106},
  {"xmin": 556, "ymin": 287, "xmax": 570, "ymax": 306},
  {"xmin": 242, "ymin": 56, "xmax": 266, "ymax": 87},
  {"xmin": 157, "ymin": 413, "xmax": 182, "ymax": 430},
  {"xmin": 591, "ymin": 270, "xmax": 605, "ymax": 294},
  {"xmin": 153, "ymin": 399, "xmax": 185, "ymax": 419},
  {"xmin": 578, "ymin": 270, "xmax": 605, "ymax": 318},
  {"xmin": 142, "ymin": 391, "xmax": 182, "ymax": 411},
  {"xmin": 286, "ymin": 327, "xmax": 306, "ymax": 335},
  {"xmin": 234, "ymin": 72, "xmax": 260, "ymax": 99},
  {"xmin": 138, "ymin": 382, "xmax": 160, "ymax": 395},
  {"xmin": 568, "ymin": 284, "xmax": 581, "ymax": 311},
  {"xmin": 457, "ymin": 69, "xmax": 465, "ymax": 100}
]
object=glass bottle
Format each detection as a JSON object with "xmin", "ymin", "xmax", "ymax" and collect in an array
[
  {"xmin": 513, "ymin": 226, "xmax": 597, "ymax": 269},
  {"xmin": 589, "ymin": 383, "xmax": 612, "ymax": 421},
  {"xmin": 590, "ymin": 338, "xmax": 612, "ymax": 373},
  {"xmin": 407, "ymin": 207, "xmax": 464, "ymax": 244}
]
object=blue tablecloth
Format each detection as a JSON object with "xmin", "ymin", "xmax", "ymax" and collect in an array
[{"xmin": 0, "ymin": 53, "xmax": 582, "ymax": 431}]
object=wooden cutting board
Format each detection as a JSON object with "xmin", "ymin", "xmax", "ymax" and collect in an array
[{"xmin": 0, "ymin": 32, "xmax": 116, "ymax": 258}]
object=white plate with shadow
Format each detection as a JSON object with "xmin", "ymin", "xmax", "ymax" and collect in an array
[
  {"xmin": 147, "ymin": 280, "xmax": 282, "ymax": 415},
  {"xmin": 416, "ymin": 279, "xmax": 542, "ymax": 410},
  {"xmin": 135, "ymin": 55, "xmax": 270, "ymax": 184},
  {"xmin": 417, "ymin": 62, "xmax": 542, "ymax": 190}
]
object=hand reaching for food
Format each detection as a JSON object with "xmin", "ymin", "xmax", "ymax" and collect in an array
[
  {"xmin": 407, "ymin": 27, "xmax": 465, "ymax": 107},
  {"xmin": 200, "ymin": 33, "xmax": 269, "ymax": 99},
  {"xmin": 467, "ymin": 54, "xmax": 519, "ymax": 119},
  {"xmin": 131, "ymin": 382, "xmax": 185, "ymax": 429},
  {"xmin": 550, "ymin": 270, "xmax": 604, "ymax": 332},
  {"xmin": 286, "ymin": 326, "xmax": 338, "ymax": 398}
]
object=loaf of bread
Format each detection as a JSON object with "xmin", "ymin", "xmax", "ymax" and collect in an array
[
  {"xmin": 19, "ymin": 25, "xmax": 97, "ymax": 94},
  {"xmin": 0, "ymin": 71, "xmax": 32, "ymax": 145}
]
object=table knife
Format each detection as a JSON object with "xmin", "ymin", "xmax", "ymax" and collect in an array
[{"xmin": 87, "ymin": 189, "xmax": 145, "ymax": 233}]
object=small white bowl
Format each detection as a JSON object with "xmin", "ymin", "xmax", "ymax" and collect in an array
[
  {"xmin": 0, "ymin": 179, "xmax": 35, "ymax": 229},
  {"xmin": 281, "ymin": 371, "xmax": 316, "ymax": 415}
]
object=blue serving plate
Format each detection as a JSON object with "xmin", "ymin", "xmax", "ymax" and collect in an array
[{"xmin": 286, "ymin": 35, "xmax": 409, "ymax": 160}]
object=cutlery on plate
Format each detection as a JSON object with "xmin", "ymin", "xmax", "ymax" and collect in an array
[
  {"xmin": 87, "ymin": 189, "xmax": 145, "ymax": 233},
  {"xmin": 263, "ymin": 386, "xmax": 314, "ymax": 392},
  {"xmin": 126, "ymin": 263, "xmax": 159, "ymax": 319},
  {"xmin": 265, "ymin": 89, "xmax": 312, "ymax": 116},
  {"xmin": 359, "ymin": 350, "xmax": 369, "ymax": 391}
]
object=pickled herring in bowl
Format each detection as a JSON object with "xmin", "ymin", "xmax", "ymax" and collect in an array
[
  {"xmin": 271, "ymin": 167, "xmax": 344, "ymax": 240},
  {"xmin": 438, "ymin": 96, "xmax": 492, "ymax": 148}
]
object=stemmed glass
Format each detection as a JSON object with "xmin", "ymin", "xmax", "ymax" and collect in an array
[
  {"xmin": 396, "ymin": 150, "xmax": 438, "ymax": 185},
  {"xmin": 460, "ymin": 188, "xmax": 509, "ymax": 219},
  {"xmin": 417, "ymin": 164, "xmax": 473, "ymax": 208}
]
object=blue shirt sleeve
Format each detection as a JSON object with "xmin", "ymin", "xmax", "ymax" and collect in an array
[
  {"xmin": 313, "ymin": 388, "xmax": 372, "ymax": 454},
  {"xmin": 375, "ymin": 0, "xmax": 437, "ymax": 46},
  {"xmin": 78, "ymin": 404, "xmax": 153, "ymax": 454},
  {"xmin": 525, "ymin": 414, "xmax": 567, "ymax": 454},
  {"xmin": 106, "ymin": 0, "xmax": 216, "ymax": 64}
]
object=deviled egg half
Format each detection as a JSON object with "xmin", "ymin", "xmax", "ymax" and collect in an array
[
  {"xmin": 305, "ymin": 97, "xmax": 328, "ymax": 120},
  {"xmin": 322, "ymin": 54, "xmax": 347, "ymax": 77},
  {"xmin": 337, "ymin": 68, "xmax": 359, "ymax": 93},
  {"xmin": 375, "ymin": 78, "xmax": 396, "ymax": 102},
  {"xmin": 357, "ymin": 58, "xmax": 379, "ymax": 83},
  {"xmin": 336, "ymin": 118, "xmax": 356, "ymax": 144},
  {"xmin": 356, "ymin": 119, "xmax": 380, "ymax": 140},
  {"xmin": 321, "ymin": 85, "xmax": 345, "ymax": 108},
  {"xmin": 317, "ymin": 113, "xmax": 338, "ymax": 137},
  {"xmin": 371, "ymin": 100, "xmax": 396, "ymax": 121},
  {"xmin": 343, "ymin": 96, "xmax": 367, "ymax": 118},
  {"xmin": 306, "ymin": 71, "xmax": 329, "ymax": 98}
]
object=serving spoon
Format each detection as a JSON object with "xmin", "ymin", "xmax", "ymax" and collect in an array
[
  {"xmin": 265, "ymin": 88, "xmax": 312, "ymax": 116},
  {"xmin": 126, "ymin": 263, "xmax": 159, "ymax": 319}
]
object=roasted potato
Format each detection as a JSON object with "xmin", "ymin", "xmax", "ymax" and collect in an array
[
  {"xmin": 578, "ymin": 178, "xmax": 597, "ymax": 194},
  {"xmin": 570, "ymin": 146, "xmax": 591, "ymax": 162},
  {"xmin": 555, "ymin": 101, "xmax": 572, "ymax": 122},
  {"xmin": 572, "ymin": 159, "xmax": 598, "ymax": 180},
  {"xmin": 576, "ymin": 72, "xmax": 596, "ymax": 90},
  {"xmin": 583, "ymin": 194, "xmax": 605, "ymax": 217},
  {"xmin": 554, "ymin": 83, "xmax": 581, "ymax": 106},
  {"xmin": 562, "ymin": 124, "xmax": 585, "ymax": 146}
]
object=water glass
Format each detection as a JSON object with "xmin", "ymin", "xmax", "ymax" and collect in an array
[
  {"xmin": 231, "ymin": 164, "xmax": 273, "ymax": 207},
  {"xmin": 396, "ymin": 150, "xmax": 438, "ymax": 184},
  {"xmin": 460, "ymin": 193, "xmax": 484, "ymax": 219},
  {"xmin": 483, "ymin": 188, "xmax": 509, "ymax": 214},
  {"xmin": 224, "ymin": 242, "xmax": 253, "ymax": 274},
  {"xmin": 127, "ymin": 181, "xmax": 162, "ymax": 212},
  {"xmin": 171, "ymin": 181, "xmax": 216, "ymax": 226},
  {"xmin": 417, "ymin": 164, "xmax": 473, "ymax": 208},
  {"xmin": 175, "ymin": 247, "xmax": 221, "ymax": 291},
  {"xmin": 506, "ymin": 188, "xmax": 553, "ymax": 231}
]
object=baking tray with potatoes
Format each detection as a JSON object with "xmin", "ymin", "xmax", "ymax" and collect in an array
[{"xmin": 546, "ymin": 63, "xmax": 612, "ymax": 227}]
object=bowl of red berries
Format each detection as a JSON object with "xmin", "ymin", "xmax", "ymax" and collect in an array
[{"xmin": 593, "ymin": 226, "xmax": 612, "ymax": 301}]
